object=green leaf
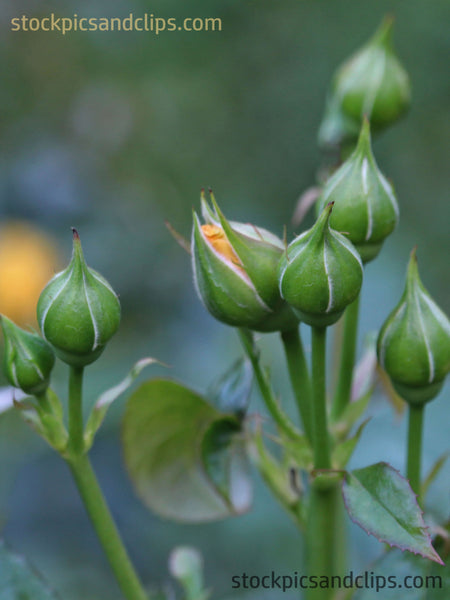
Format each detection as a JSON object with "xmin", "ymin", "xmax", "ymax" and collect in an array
[
  {"xmin": 122, "ymin": 379, "xmax": 252, "ymax": 522},
  {"xmin": 332, "ymin": 418, "xmax": 370, "ymax": 469},
  {"xmin": 201, "ymin": 418, "xmax": 246, "ymax": 506},
  {"xmin": 84, "ymin": 357, "xmax": 160, "ymax": 450},
  {"xmin": 0, "ymin": 540, "xmax": 59, "ymax": 599},
  {"xmin": 353, "ymin": 547, "xmax": 449, "ymax": 599},
  {"xmin": 343, "ymin": 462, "xmax": 443, "ymax": 564},
  {"xmin": 207, "ymin": 358, "xmax": 253, "ymax": 419}
]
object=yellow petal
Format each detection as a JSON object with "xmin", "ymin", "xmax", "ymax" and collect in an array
[{"xmin": 201, "ymin": 224, "xmax": 243, "ymax": 270}]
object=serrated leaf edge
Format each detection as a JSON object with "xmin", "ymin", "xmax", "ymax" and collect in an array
[{"xmin": 342, "ymin": 462, "xmax": 444, "ymax": 565}]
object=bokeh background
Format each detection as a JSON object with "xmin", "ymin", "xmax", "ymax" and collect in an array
[{"xmin": 1, "ymin": 0, "xmax": 449, "ymax": 598}]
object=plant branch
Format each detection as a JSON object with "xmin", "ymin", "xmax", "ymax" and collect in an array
[
  {"xmin": 407, "ymin": 403, "xmax": 424, "ymax": 500},
  {"xmin": 280, "ymin": 327, "xmax": 313, "ymax": 442},
  {"xmin": 66, "ymin": 366, "xmax": 148, "ymax": 600},
  {"xmin": 311, "ymin": 326, "xmax": 331, "ymax": 469},
  {"xmin": 307, "ymin": 327, "xmax": 345, "ymax": 599},
  {"xmin": 67, "ymin": 454, "xmax": 148, "ymax": 600},
  {"xmin": 306, "ymin": 480, "xmax": 345, "ymax": 600},
  {"xmin": 68, "ymin": 366, "xmax": 85, "ymax": 455},
  {"xmin": 238, "ymin": 328, "xmax": 302, "ymax": 441},
  {"xmin": 331, "ymin": 295, "xmax": 360, "ymax": 420}
]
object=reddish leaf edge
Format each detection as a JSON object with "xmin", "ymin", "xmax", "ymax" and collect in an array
[{"xmin": 342, "ymin": 461, "xmax": 444, "ymax": 566}]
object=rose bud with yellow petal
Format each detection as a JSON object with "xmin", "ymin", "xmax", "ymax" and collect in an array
[
  {"xmin": 1, "ymin": 315, "xmax": 55, "ymax": 395},
  {"xmin": 377, "ymin": 249, "xmax": 450, "ymax": 405},
  {"xmin": 37, "ymin": 229, "xmax": 121, "ymax": 367},
  {"xmin": 192, "ymin": 191, "xmax": 298, "ymax": 332},
  {"xmin": 278, "ymin": 203, "xmax": 363, "ymax": 328}
]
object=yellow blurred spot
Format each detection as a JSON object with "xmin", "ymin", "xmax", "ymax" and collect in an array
[
  {"xmin": 0, "ymin": 222, "xmax": 59, "ymax": 327},
  {"xmin": 201, "ymin": 224, "xmax": 243, "ymax": 271}
]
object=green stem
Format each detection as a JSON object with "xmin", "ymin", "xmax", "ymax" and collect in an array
[
  {"xmin": 68, "ymin": 454, "xmax": 148, "ymax": 600},
  {"xmin": 306, "ymin": 481, "xmax": 345, "ymax": 600},
  {"xmin": 238, "ymin": 328, "xmax": 302, "ymax": 441},
  {"xmin": 331, "ymin": 295, "xmax": 360, "ymax": 421},
  {"xmin": 280, "ymin": 327, "xmax": 313, "ymax": 443},
  {"xmin": 66, "ymin": 367, "xmax": 148, "ymax": 600},
  {"xmin": 311, "ymin": 326, "xmax": 330, "ymax": 469},
  {"xmin": 307, "ymin": 328, "xmax": 346, "ymax": 598},
  {"xmin": 68, "ymin": 366, "xmax": 85, "ymax": 455},
  {"xmin": 407, "ymin": 404, "xmax": 424, "ymax": 499},
  {"xmin": 35, "ymin": 390, "xmax": 54, "ymax": 416}
]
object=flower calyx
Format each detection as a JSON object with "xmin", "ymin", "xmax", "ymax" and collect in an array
[
  {"xmin": 278, "ymin": 203, "xmax": 363, "ymax": 327},
  {"xmin": 317, "ymin": 118, "xmax": 399, "ymax": 263},
  {"xmin": 1, "ymin": 315, "xmax": 55, "ymax": 395},
  {"xmin": 377, "ymin": 249, "xmax": 450, "ymax": 405},
  {"xmin": 37, "ymin": 229, "xmax": 121, "ymax": 367},
  {"xmin": 318, "ymin": 16, "xmax": 411, "ymax": 149}
]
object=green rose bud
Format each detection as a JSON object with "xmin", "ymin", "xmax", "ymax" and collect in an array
[
  {"xmin": 316, "ymin": 118, "xmax": 399, "ymax": 263},
  {"xmin": 377, "ymin": 249, "xmax": 450, "ymax": 405},
  {"xmin": 278, "ymin": 203, "xmax": 363, "ymax": 327},
  {"xmin": 332, "ymin": 16, "xmax": 411, "ymax": 131},
  {"xmin": 1, "ymin": 315, "xmax": 55, "ymax": 395},
  {"xmin": 192, "ymin": 190, "xmax": 298, "ymax": 332},
  {"xmin": 37, "ymin": 229, "xmax": 121, "ymax": 367}
]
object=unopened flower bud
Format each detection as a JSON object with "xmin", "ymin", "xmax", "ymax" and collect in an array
[
  {"xmin": 278, "ymin": 204, "xmax": 363, "ymax": 327},
  {"xmin": 192, "ymin": 191, "xmax": 298, "ymax": 332},
  {"xmin": 377, "ymin": 249, "xmax": 450, "ymax": 405},
  {"xmin": 37, "ymin": 229, "xmax": 121, "ymax": 367},
  {"xmin": 331, "ymin": 17, "xmax": 411, "ymax": 131},
  {"xmin": 316, "ymin": 118, "xmax": 399, "ymax": 263},
  {"xmin": 1, "ymin": 315, "xmax": 55, "ymax": 395}
]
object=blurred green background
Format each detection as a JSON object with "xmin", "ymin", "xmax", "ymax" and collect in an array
[{"xmin": 0, "ymin": 0, "xmax": 449, "ymax": 598}]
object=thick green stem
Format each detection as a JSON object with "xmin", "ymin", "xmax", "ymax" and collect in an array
[
  {"xmin": 66, "ymin": 366, "xmax": 148, "ymax": 600},
  {"xmin": 280, "ymin": 327, "xmax": 313, "ymax": 443},
  {"xmin": 306, "ymin": 327, "xmax": 344, "ymax": 598},
  {"xmin": 407, "ymin": 404, "xmax": 424, "ymax": 499},
  {"xmin": 332, "ymin": 295, "xmax": 360, "ymax": 421},
  {"xmin": 238, "ymin": 328, "xmax": 302, "ymax": 441},
  {"xmin": 311, "ymin": 326, "xmax": 331, "ymax": 469},
  {"xmin": 306, "ymin": 481, "xmax": 345, "ymax": 600}
]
